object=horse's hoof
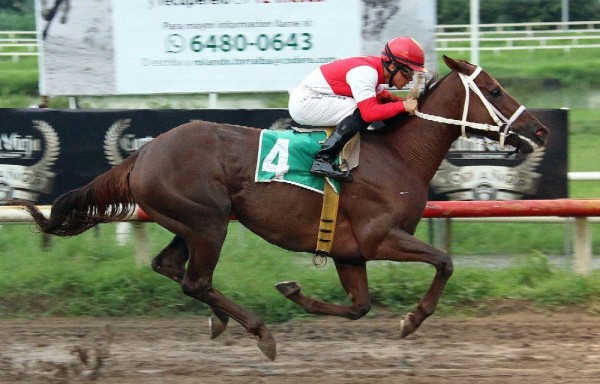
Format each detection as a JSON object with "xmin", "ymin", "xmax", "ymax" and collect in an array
[
  {"xmin": 275, "ymin": 281, "xmax": 301, "ymax": 298},
  {"xmin": 209, "ymin": 315, "xmax": 228, "ymax": 339},
  {"xmin": 256, "ymin": 329, "xmax": 277, "ymax": 361},
  {"xmin": 400, "ymin": 313, "xmax": 416, "ymax": 339}
]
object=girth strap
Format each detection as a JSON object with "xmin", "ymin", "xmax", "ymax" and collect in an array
[{"xmin": 314, "ymin": 127, "xmax": 341, "ymax": 264}]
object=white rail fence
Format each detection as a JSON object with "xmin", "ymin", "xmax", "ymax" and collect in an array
[
  {"xmin": 569, "ymin": 172, "xmax": 600, "ymax": 181},
  {"xmin": 436, "ymin": 20, "xmax": 600, "ymax": 52},
  {"xmin": 2, "ymin": 21, "xmax": 600, "ymax": 61},
  {"xmin": 0, "ymin": 172, "xmax": 598, "ymax": 272},
  {"xmin": 424, "ymin": 172, "xmax": 600, "ymax": 275},
  {"xmin": 0, "ymin": 31, "xmax": 38, "ymax": 61}
]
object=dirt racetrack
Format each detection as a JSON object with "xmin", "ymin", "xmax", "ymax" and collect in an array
[{"xmin": 1, "ymin": 306, "xmax": 599, "ymax": 383}]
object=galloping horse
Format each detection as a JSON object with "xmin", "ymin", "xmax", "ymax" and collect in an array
[{"xmin": 8, "ymin": 56, "xmax": 549, "ymax": 360}]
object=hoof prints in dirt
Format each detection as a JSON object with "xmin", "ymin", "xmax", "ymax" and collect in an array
[
  {"xmin": 0, "ymin": 324, "xmax": 112, "ymax": 382},
  {"xmin": 1, "ymin": 312, "xmax": 600, "ymax": 384}
]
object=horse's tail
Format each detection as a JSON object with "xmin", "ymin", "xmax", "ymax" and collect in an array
[{"xmin": 7, "ymin": 152, "xmax": 140, "ymax": 237}]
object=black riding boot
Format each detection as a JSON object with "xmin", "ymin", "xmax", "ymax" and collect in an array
[{"xmin": 310, "ymin": 109, "xmax": 368, "ymax": 182}]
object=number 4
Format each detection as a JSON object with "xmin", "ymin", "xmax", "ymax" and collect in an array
[{"xmin": 262, "ymin": 138, "xmax": 290, "ymax": 178}]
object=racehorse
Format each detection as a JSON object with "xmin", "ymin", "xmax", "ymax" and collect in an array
[{"xmin": 7, "ymin": 56, "xmax": 549, "ymax": 360}]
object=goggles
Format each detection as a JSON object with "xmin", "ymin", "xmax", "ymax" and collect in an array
[{"xmin": 397, "ymin": 65, "xmax": 414, "ymax": 81}]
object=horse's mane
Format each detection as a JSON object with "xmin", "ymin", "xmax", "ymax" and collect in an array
[
  {"xmin": 418, "ymin": 71, "xmax": 442, "ymax": 105},
  {"xmin": 361, "ymin": 72, "xmax": 442, "ymax": 135}
]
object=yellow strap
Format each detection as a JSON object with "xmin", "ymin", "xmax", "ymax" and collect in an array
[{"xmin": 315, "ymin": 128, "xmax": 340, "ymax": 257}]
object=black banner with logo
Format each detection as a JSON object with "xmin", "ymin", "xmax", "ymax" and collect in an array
[
  {"xmin": 429, "ymin": 109, "xmax": 568, "ymax": 200},
  {"xmin": 0, "ymin": 108, "xmax": 567, "ymax": 204}
]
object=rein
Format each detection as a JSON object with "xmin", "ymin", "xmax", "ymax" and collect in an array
[{"xmin": 414, "ymin": 67, "xmax": 537, "ymax": 150}]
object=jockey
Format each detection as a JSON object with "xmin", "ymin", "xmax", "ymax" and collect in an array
[{"xmin": 288, "ymin": 36, "xmax": 428, "ymax": 182}]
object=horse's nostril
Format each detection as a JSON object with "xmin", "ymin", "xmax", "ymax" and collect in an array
[{"xmin": 535, "ymin": 128, "xmax": 548, "ymax": 138}]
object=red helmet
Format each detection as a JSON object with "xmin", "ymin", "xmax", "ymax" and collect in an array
[{"xmin": 381, "ymin": 37, "xmax": 427, "ymax": 72}]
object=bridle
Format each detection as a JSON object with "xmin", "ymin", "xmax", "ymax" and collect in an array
[{"xmin": 414, "ymin": 67, "xmax": 539, "ymax": 151}]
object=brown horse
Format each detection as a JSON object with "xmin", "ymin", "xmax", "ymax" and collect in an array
[{"xmin": 7, "ymin": 56, "xmax": 549, "ymax": 360}]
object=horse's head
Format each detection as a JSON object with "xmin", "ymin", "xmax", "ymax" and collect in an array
[{"xmin": 435, "ymin": 55, "xmax": 549, "ymax": 154}]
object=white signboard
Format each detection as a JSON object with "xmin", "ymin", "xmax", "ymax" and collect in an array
[
  {"xmin": 35, "ymin": 0, "xmax": 436, "ymax": 96},
  {"xmin": 113, "ymin": 0, "xmax": 361, "ymax": 94}
]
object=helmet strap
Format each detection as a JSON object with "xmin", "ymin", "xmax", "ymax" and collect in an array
[{"xmin": 382, "ymin": 59, "xmax": 400, "ymax": 87}]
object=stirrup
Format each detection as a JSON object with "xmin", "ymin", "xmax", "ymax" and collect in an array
[{"xmin": 310, "ymin": 159, "xmax": 353, "ymax": 182}]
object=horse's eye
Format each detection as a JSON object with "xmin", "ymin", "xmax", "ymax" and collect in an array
[{"xmin": 490, "ymin": 88, "xmax": 502, "ymax": 97}]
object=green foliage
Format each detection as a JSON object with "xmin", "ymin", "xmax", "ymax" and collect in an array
[
  {"xmin": 437, "ymin": 0, "xmax": 600, "ymax": 25},
  {"xmin": 0, "ymin": 0, "xmax": 33, "ymax": 13},
  {"xmin": 0, "ymin": 0, "xmax": 34, "ymax": 30}
]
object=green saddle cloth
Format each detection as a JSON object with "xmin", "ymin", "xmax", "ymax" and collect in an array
[{"xmin": 255, "ymin": 129, "xmax": 341, "ymax": 194}]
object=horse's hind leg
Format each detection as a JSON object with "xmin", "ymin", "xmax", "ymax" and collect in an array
[
  {"xmin": 182, "ymin": 231, "xmax": 276, "ymax": 360},
  {"xmin": 152, "ymin": 235, "xmax": 188, "ymax": 283},
  {"xmin": 151, "ymin": 234, "xmax": 229, "ymax": 338},
  {"xmin": 276, "ymin": 260, "xmax": 371, "ymax": 319}
]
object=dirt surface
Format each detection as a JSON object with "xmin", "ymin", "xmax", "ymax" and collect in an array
[{"xmin": 1, "ymin": 308, "xmax": 599, "ymax": 383}]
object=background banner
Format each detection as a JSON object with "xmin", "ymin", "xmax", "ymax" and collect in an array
[
  {"xmin": 429, "ymin": 109, "xmax": 568, "ymax": 201},
  {"xmin": 0, "ymin": 108, "xmax": 567, "ymax": 204},
  {"xmin": 35, "ymin": 0, "xmax": 437, "ymax": 95}
]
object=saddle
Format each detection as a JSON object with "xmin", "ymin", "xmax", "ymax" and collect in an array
[
  {"xmin": 255, "ymin": 122, "xmax": 360, "ymax": 193},
  {"xmin": 291, "ymin": 125, "xmax": 361, "ymax": 174},
  {"xmin": 255, "ymin": 123, "xmax": 361, "ymax": 260}
]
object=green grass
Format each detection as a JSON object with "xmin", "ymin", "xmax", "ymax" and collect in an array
[
  {"xmin": 0, "ymin": 56, "xmax": 38, "ymax": 97},
  {"xmin": 441, "ymin": 48, "xmax": 600, "ymax": 87},
  {"xmin": 1, "ymin": 222, "xmax": 599, "ymax": 321}
]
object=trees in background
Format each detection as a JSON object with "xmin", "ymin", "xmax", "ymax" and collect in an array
[
  {"xmin": 0, "ymin": 0, "xmax": 34, "ymax": 30},
  {"xmin": 0, "ymin": 0, "xmax": 33, "ymax": 13},
  {"xmin": 1, "ymin": 1, "xmax": 600, "ymax": 29},
  {"xmin": 438, "ymin": 0, "xmax": 600, "ymax": 24}
]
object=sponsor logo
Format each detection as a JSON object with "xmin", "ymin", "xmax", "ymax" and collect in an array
[
  {"xmin": 0, "ymin": 120, "xmax": 60, "ymax": 202},
  {"xmin": 430, "ymin": 139, "xmax": 544, "ymax": 201},
  {"xmin": 104, "ymin": 119, "xmax": 155, "ymax": 166}
]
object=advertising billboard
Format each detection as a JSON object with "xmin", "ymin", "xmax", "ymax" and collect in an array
[{"xmin": 35, "ymin": 0, "xmax": 437, "ymax": 96}]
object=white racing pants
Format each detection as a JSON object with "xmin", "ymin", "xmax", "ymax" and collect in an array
[{"xmin": 288, "ymin": 87, "xmax": 358, "ymax": 127}]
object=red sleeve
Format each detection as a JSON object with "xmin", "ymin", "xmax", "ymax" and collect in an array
[
  {"xmin": 376, "ymin": 89, "xmax": 404, "ymax": 103},
  {"xmin": 357, "ymin": 96, "xmax": 406, "ymax": 123}
]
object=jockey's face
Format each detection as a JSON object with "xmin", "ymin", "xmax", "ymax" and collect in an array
[{"xmin": 385, "ymin": 63, "xmax": 413, "ymax": 90}]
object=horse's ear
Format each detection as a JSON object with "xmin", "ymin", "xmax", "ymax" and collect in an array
[
  {"xmin": 443, "ymin": 55, "xmax": 473, "ymax": 75},
  {"xmin": 443, "ymin": 55, "xmax": 461, "ymax": 72}
]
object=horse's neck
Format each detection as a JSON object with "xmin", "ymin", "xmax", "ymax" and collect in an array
[
  {"xmin": 387, "ymin": 75, "xmax": 464, "ymax": 183},
  {"xmin": 392, "ymin": 119, "xmax": 459, "ymax": 182}
]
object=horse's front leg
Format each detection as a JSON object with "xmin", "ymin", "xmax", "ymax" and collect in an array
[
  {"xmin": 370, "ymin": 228, "xmax": 453, "ymax": 338},
  {"xmin": 276, "ymin": 260, "xmax": 371, "ymax": 319}
]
